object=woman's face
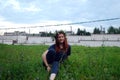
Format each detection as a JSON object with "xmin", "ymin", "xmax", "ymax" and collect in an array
[{"xmin": 57, "ymin": 33, "xmax": 65, "ymax": 44}]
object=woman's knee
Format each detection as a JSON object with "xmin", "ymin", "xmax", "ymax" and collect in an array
[{"xmin": 46, "ymin": 49, "xmax": 56, "ymax": 64}]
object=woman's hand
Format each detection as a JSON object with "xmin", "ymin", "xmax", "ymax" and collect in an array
[{"xmin": 47, "ymin": 66, "xmax": 51, "ymax": 72}]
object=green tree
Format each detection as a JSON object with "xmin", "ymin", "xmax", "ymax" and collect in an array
[
  {"xmin": 76, "ymin": 28, "xmax": 91, "ymax": 35},
  {"xmin": 93, "ymin": 27, "xmax": 100, "ymax": 34},
  {"xmin": 118, "ymin": 27, "xmax": 120, "ymax": 34},
  {"xmin": 107, "ymin": 26, "xmax": 115, "ymax": 34},
  {"xmin": 76, "ymin": 28, "xmax": 81, "ymax": 35}
]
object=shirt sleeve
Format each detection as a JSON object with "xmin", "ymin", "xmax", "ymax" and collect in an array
[
  {"xmin": 48, "ymin": 44, "xmax": 55, "ymax": 51},
  {"xmin": 67, "ymin": 45, "xmax": 71, "ymax": 56}
]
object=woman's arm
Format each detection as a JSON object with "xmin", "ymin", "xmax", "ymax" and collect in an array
[
  {"xmin": 42, "ymin": 50, "xmax": 51, "ymax": 72},
  {"xmin": 67, "ymin": 45, "xmax": 71, "ymax": 56}
]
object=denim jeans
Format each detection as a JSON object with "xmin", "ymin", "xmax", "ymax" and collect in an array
[
  {"xmin": 51, "ymin": 61, "xmax": 59, "ymax": 74},
  {"xmin": 43, "ymin": 49, "xmax": 67, "ymax": 74}
]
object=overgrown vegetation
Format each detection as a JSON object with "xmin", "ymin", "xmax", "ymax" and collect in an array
[{"xmin": 0, "ymin": 44, "xmax": 120, "ymax": 80}]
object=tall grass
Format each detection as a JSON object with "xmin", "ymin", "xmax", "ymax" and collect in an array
[{"xmin": 0, "ymin": 44, "xmax": 120, "ymax": 80}]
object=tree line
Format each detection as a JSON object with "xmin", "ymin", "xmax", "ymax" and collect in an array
[
  {"xmin": 93, "ymin": 26, "xmax": 120, "ymax": 34},
  {"xmin": 77, "ymin": 26, "xmax": 120, "ymax": 35},
  {"xmin": 30, "ymin": 26, "xmax": 120, "ymax": 37}
]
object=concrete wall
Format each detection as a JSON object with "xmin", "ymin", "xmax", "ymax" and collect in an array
[{"xmin": 0, "ymin": 34, "xmax": 120, "ymax": 46}]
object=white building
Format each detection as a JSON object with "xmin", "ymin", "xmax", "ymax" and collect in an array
[{"xmin": 4, "ymin": 31, "xmax": 27, "ymax": 36}]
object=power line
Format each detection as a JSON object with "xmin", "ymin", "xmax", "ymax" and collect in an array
[{"xmin": 0, "ymin": 17, "xmax": 120, "ymax": 30}]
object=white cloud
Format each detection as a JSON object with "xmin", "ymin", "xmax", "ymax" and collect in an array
[
  {"xmin": 0, "ymin": 18, "xmax": 92, "ymax": 35},
  {"xmin": 0, "ymin": 0, "xmax": 42, "ymax": 12},
  {"xmin": 2, "ymin": 0, "xmax": 21, "ymax": 10},
  {"xmin": 0, "ymin": 16, "xmax": 13, "ymax": 28},
  {"xmin": 23, "ymin": 3, "xmax": 42, "ymax": 12},
  {"xmin": 47, "ymin": 0, "xmax": 60, "ymax": 4},
  {"xmin": 2, "ymin": 0, "xmax": 118, "ymax": 35},
  {"xmin": 0, "ymin": 15, "xmax": 5, "ymax": 21},
  {"xmin": 0, "ymin": 17, "xmax": 92, "ymax": 35}
]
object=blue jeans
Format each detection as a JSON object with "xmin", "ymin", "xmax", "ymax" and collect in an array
[{"xmin": 43, "ymin": 49, "xmax": 67, "ymax": 74}]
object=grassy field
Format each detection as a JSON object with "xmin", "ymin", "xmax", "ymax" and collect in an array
[{"xmin": 0, "ymin": 44, "xmax": 120, "ymax": 80}]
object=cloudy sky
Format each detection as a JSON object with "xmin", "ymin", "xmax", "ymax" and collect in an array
[{"xmin": 0, "ymin": 0, "xmax": 120, "ymax": 34}]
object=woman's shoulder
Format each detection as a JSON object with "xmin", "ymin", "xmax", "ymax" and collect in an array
[
  {"xmin": 50, "ymin": 44, "xmax": 55, "ymax": 47},
  {"xmin": 68, "ymin": 44, "xmax": 71, "ymax": 47},
  {"xmin": 48, "ymin": 44, "xmax": 55, "ymax": 49}
]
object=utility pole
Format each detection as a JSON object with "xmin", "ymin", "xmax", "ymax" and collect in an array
[{"xmin": 70, "ymin": 26, "xmax": 72, "ymax": 35}]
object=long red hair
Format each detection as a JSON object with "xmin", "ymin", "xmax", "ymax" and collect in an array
[{"xmin": 55, "ymin": 31, "xmax": 68, "ymax": 53}]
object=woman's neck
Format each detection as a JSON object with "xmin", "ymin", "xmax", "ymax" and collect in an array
[{"xmin": 59, "ymin": 44, "xmax": 63, "ymax": 49}]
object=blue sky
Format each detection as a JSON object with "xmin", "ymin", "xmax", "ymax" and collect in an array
[{"xmin": 0, "ymin": 0, "xmax": 120, "ymax": 34}]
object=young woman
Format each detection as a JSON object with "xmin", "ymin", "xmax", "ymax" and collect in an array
[{"xmin": 42, "ymin": 31, "xmax": 71, "ymax": 80}]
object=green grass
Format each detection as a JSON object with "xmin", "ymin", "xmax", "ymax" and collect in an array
[{"xmin": 0, "ymin": 44, "xmax": 120, "ymax": 80}]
